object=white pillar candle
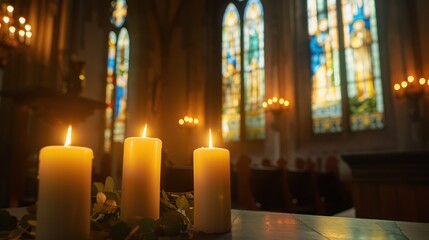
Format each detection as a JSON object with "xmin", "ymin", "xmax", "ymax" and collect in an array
[
  {"xmin": 37, "ymin": 126, "xmax": 93, "ymax": 240},
  {"xmin": 121, "ymin": 125, "xmax": 162, "ymax": 221},
  {"xmin": 193, "ymin": 129, "xmax": 231, "ymax": 233}
]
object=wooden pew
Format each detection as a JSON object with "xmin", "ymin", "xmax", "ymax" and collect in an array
[
  {"xmin": 250, "ymin": 165, "xmax": 287, "ymax": 212},
  {"xmin": 235, "ymin": 155, "xmax": 259, "ymax": 210}
]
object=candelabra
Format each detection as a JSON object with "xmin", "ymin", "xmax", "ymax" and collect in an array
[
  {"xmin": 0, "ymin": 3, "xmax": 32, "ymax": 66},
  {"xmin": 262, "ymin": 97, "xmax": 289, "ymax": 131},
  {"xmin": 178, "ymin": 115, "xmax": 199, "ymax": 128},
  {"xmin": 393, "ymin": 75, "xmax": 429, "ymax": 120}
]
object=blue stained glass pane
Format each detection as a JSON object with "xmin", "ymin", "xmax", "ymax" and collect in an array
[
  {"xmin": 341, "ymin": 0, "xmax": 384, "ymax": 131},
  {"xmin": 222, "ymin": 3, "xmax": 241, "ymax": 141},
  {"xmin": 308, "ymin": 0, "xmax": 343, "ymax": 134},
  {"xmin": 244, "ymin": 0, "xmax": 265, "ymax": 140},
  {"xmin": 114, "ymin": 28, "xmax": 130, "ymax": 142}
]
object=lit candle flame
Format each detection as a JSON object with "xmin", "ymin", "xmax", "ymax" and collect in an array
[
  {"xmin": 209, "ymin": 128, "xmax": 213, "ymax": 148},
  {"xmin": 65, "ymin": 125, "xmax": 72, "ymax": 146},
  {"xmin": 142, "ymin": 124, "xmax": 147, "ymax": 138}
]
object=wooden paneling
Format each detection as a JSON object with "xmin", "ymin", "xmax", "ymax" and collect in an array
[{"xmin": 344, "ymin": 151, "xmax": 429, "ymax": 222}]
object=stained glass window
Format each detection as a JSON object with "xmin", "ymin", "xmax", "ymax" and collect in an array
[
  {"xmin": 342, "ymin": 0, "xmax": 384, "ymax": 131},
  {"xmin": 307, "ymin": 0, "xmax": 342, "ymax": 134},
  {"xmin": 113, "ymin": 28, "xmax": 130, "ymax": 142},
  {"xmin": 307, "ymin": 0, "xmax": 384, "ymax": 133},
  {"xmin": 104, "ymin": 31, "xmax": 117, "ymax": 152},
  {"xmin": 105, "ymin": 0, "xmax": 130, "ymax": 153},
  {"xmin": 222, "ymin": 4, "xmax": 241, "ymax": 141},
  {"xmin": 243, "ymin": 0, "xmax": 265, "ymax": 140},
  {"xmin": 110, "ymin": 0, "xmax": 128, "ymax": 28},
  {"xmin": 221, "ymin": 0, "xmax": 265, "ymax": 142}
]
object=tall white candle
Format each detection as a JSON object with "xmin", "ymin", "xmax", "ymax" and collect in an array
[
  {"xmin": 193, "ymin": 129, "xmax": 231, "ymax": 233},
  {"xmin": 37, "ymin": 126, "xmax": 93, "ymax": 240},
  {"xmin": 121, "ymin": 125, "xmax": 162, "ymax": 221}
]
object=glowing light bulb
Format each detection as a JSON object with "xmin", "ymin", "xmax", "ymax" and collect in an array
[
  {"xmin": 284, "ymin": 100, "xmax": 290, "ymax": 107},
  {"xmin": 272, "ymin": 97, "xmax": 278, "ymax": 103},
  {"xmin": 9, "ymin": 26, "xmax": 15, "ymax": 33},
  {"xmin": 268, "ymin": 99, "xmax": 273, "ymax": 105},
  {"xmin": 279, "ymin": 98, "xmax": 285, "ymax": 104},
  {"xmin": 419, "ymin": 78, "xmax": 426, "ymax": 85},
  {"xmin": 19, "ymin": 30, "xmax": 25, "ymax": 37},
  {"xmin": 407, "ymin": 76, "xmax": 414, "ymax": 83},
  {"xmin": 7, "ymin": 5, "xmax": 13, "ymax": 13},
  {"xmin": 25, "ymin": 24, "xmax": 31, "ymax": 31},
  {"xmin": 194, "ymin": 118, "xmax": 199, "ymax": 124},
  {"xmin": 26, "ymin": 32, "xmax": 32, "ymax": 38},
  {"xmin": 179, "ymin": 119, "xmax": 184, "ymax": 125},
  {"xmin": 394, "ymin": 83, "xmax": 400, "ymax": 91},
  {"xmin": 3, "ymin": 16, "xmax": 10, "ymax": 24},
  {"xmin": 262, "ymin": 102, "xmax": 267, "ymax": 108},
  {"xmin": 19, "ymin": 17, "xmax": 25, "ymax": 24},
  {"xmin": 401, "ymin": 81, "xmax": 408, "ymax": 88}
]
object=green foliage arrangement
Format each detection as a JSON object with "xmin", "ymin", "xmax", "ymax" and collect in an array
[
  {"xmin": 0, "ymin": 177, "xmax": 194, "ymax": 240},
  {"xmin": 89, "ymin": 177, "xmax": 194, "ymax": 239},
  {"xmin": 0, "ymin": 206, "xmax": 36, "ymax": 240}
]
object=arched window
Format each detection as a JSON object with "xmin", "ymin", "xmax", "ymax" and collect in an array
[
  {"xmin": 308, "ymin": 0, "xmax": 384, "ymax": 134},
  {"xmin": 104, "ymin": 32, "xmax": 117, "ymax": 152},
  {"xmin": 222, "ymin": 0, "xmax": 265, "ymax": 142},
  {"xmin": 104, "ymin": 0, "xmax": 129, "ymax": 153}
]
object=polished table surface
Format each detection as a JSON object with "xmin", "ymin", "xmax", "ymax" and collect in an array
[
  {"xmin": 5, "ymin": 208, "xmax": 429, "ymax": 239},
  {"xmin": 193, "ymin": 210, "xmax": 429, "ymax": 240}
]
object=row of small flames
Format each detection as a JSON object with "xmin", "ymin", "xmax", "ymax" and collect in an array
[
  {"xmin": 393, "ymin": 75, "xmax": 429, "ymax": 97},
  {"xmin": 178, "ymin": 97, "xmax": 290, "ymax": 127}
]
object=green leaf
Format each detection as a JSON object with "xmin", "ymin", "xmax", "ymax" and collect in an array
[
  {"xmin": 176, "ymin": 195, "xmax": 189, "ymax": 210},
  {"xmin": 161, "ymin": 190, "xmax": 169, "ymax": 201},
  {"xmin": 160, "ymin": 198, "xmax": 176, "ymax": 209},
  {"xmin": 105, "ymin": 176, "xmax": 115, "ymax": 192},
  {"xmin": 139, "ymin": 218, "xmax": 157, "ymax": 233},
  {"xmin": 19, "ymin": 214, "xmax": 36, "ymax": 229},
  {"xmin": 93, "ymin": 182, "xmax": 104, "ymax": 193},
  {"xmin": 185, "ymin": 208, "xmax": 194, "ymax": 224},
  {"xmin": 0, "ymin": 210, "xmax": 17, "ymax": 231}
]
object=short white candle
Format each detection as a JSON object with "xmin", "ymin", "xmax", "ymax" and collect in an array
[
  {"xmin": 193, "ymin": 129, "xmax": 231, "ymax": 233},
  {"xmin": 121, "ymin": 124, "xmax": 162, "ymax": 221},
  {"xmin": 37, "ymin": 126, "xmax": 93, "ymax": 240}
]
